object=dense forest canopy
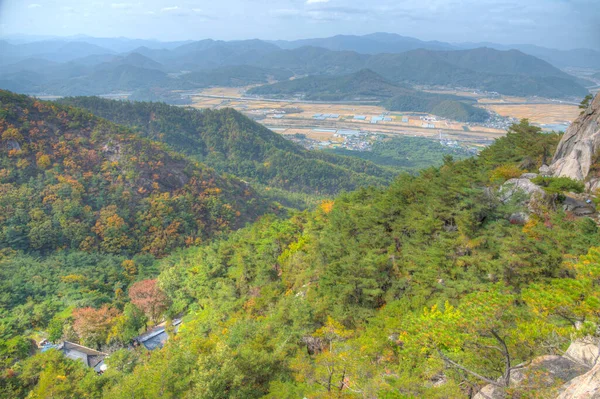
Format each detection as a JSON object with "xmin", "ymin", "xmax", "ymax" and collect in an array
[
  {"xmin": 0, "ymin": 90, "xmax": 271, "ymax": 257},
  {"xmin": 57, "ymin": 97, "xmax": 396, "ymax": 200},
  {"xmin": 2, "ymin": 88, "xmax": 598, "ymax": 398}
]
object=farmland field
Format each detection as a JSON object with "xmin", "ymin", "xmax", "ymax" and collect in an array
[
  {"xmin": 481, "ymin": 103, "xmax": 580, "ymax": 125},
  {"xmin": 187, "ymin": 87, "xmax": 507, "ymax": 146}
]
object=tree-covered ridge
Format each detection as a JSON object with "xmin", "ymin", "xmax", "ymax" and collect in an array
[
  {"xmin": 247, "ymin": 69, "xmax": 413, "ymax": 100},
  {"xmin": 1, "ymin": 41, "xmax": 588, "ymax": 99},
  {"xmin": 0, "ymin": 53, "xmax": 294, "ymax": 97},
  {"xmin": 57, "ymin": 97, "xmax": 396, "ymax": 196},
  {"xmin": 8, "ymin": 119, "xmax": 600, "ymax": 398},
  {"xmin": 248, "ymin": 69, "xmax": 489, "ymax": 122},
  {"xmin": 0, "ymin": 90, "xmax": 270, "ymax": 257}
]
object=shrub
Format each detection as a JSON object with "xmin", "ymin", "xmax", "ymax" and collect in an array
[{"xmin": 531, "ymin": 176, "xmax": 585, "ymax": 194}]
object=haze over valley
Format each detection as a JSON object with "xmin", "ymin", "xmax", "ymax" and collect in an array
[{"xmin": 1, "ymin": 32, "xmax": 597, "ymax": 151}]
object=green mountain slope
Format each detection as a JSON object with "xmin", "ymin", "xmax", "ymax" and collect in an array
[
  {"xmin": 364, "ymin": 48, "xmax": 589, "ymax": 98},
  {"xmin": 0, "ymin": 90, "xmax": 270, "ymax": 257},
  {"xmin": 0, "ymin": 43, "xmax": 588, "ymax": 99},
  {"xmin": 7, "ymin": 119, "xmax": 598, "ymax": 398},
  {"xmin": 248, "ymin": 69, "xmax": 408, "ymax": 100},
  {"xmin": 250, "ymin": 69, "xmax": 489, "ymax": 122},
  {"xmin": 57, "ymin": 97, "xmax": 395, "ymax": 197}
]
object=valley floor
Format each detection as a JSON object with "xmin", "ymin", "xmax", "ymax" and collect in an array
[{"xmin": 185, "ymin": 86, "xmax": 579, "ymax": 149}]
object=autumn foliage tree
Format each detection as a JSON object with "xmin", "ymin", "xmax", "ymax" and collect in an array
[
  {"xmin": 128, "ymin": 279, "xmax": 170, "ymax": 324},
  {"xmin": 92, "ymin": 205, "xmax": 132, "ymax": 254},
  {"xmin": 72, "ymin": 305, "xmax": 120, "ymax": 348}
]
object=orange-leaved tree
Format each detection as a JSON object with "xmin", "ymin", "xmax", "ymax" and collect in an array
[{"xmin": 128, "ymin": 279, "xmax": 171, "ymax": 324}]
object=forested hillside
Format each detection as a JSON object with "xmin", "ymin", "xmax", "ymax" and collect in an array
[
  {"xmin": 247, "ymin": 69, "xmax": 410, "ymax": 100},
  {"xmin": 5, "ymin": 104, "xmax": 600, "ymax": 397},
  {"xmin": 0, "ymin": 90, "xmax": 270, "ymax": 257},
  {"xmin": 57, "ymin": 97, "xmax": 395, "ymax": 199}
]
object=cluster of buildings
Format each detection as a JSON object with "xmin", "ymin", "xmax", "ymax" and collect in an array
[
  {"xmin": 370, "ymin": 115, "xmax": 393, "ymax": 124},
  {"xmin": 420, "ymin": 115, "xmax": 437, "ymax": 129},
  {"xmin": 438, "ymin": 131, "xmax": 461, "ymax": 149},
  {"xmin": 285, "ymin": 129, "xmax": 377, "ymax": 152},
  {"xmin": 311, "ymin": 113, "xmax": 394, "ymax": 124},
  {"xmin": 39, "ymin": 319, "xmax": 183, "ymax": 374},
  {"xmin": 313, "ymin": 113, "xmax": 340, "ymax": 120},
  {"xmin": 338, "ymin": 131, "xmax": 373, "ymax": 151},
  {"xmin": 475, "ymin": 111, "xmax": 518, "ymax": 130}
]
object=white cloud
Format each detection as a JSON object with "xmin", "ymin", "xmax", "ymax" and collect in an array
[
  {"xmin": 161, "ymin": 6, "xmax": 180, "ymax": 12},
  {"xmin": 27, "ymin": 3, "xmax": 42, "ymax": 8},
  {"xmin": 306, "ymin": 0, "xmax": 329, "ymax": 4}
]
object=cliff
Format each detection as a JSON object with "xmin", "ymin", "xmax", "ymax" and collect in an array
[{"xmin": 550, "ymin": 93, "xmax": 600, "ymax": 190}]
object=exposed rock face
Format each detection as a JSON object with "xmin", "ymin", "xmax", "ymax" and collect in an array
[
  {"xmin": 550, "ymin": 93, "xmax": 600, "ymax": 189},
  {"xmin": 565, "ymin": 339, "xmax": 600, "ymax": 369},
  {"xmin": 557, "ymin": 362, "xmax": 600, "ymax": 399},
  {"xmin": 473, "ymin": 355, "xmax": 586, "ymax": 399}
]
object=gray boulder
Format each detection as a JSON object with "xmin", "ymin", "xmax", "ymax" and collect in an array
[
  {"xmin": 509, "ymin": 212, "xmax": 530, "ymax": 225},
  {"xmin": 540, "ymin": 164, "xmax": 552, "ymax": 177},
  {"xmin": 499, "ymin": 177, "xmax": 546, "ymax": 204}
]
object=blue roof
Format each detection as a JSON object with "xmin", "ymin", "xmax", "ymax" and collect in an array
[
  {"xmin": 40, "ymin": 344, "xmax": 60, "ymax": 353},
  {"xmin": 142, "ymin": 331, "xmax": 169, "ymax": 350}
]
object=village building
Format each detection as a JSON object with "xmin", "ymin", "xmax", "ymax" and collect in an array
[
  {"xmin": 133, "ymin": 319, "xmax": 183, "ymax": 350},
  {"xmin": 41, "ymin": 341, "xmax": 108, "ymax": 373}
]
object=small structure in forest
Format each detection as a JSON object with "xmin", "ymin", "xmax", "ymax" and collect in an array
[
  {"xmin": 133, "ymin": 319, "xmax": 183, "ymax": 350},
  {"xmin": 41, "ymin": 341, "xmax": 108, "ymax": 373}
]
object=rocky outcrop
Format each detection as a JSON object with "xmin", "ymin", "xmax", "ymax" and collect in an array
[
  {"xmin": 556, "ymin": 362, "xmax": 600, "ymax": 399},
  {"xmin": 472, "ymin": 340, "xmax": 600, "ymax": 399},
  {"xmin": 565, "ymin": 339, "xmax": 600, "ymax": 369},
  {"xmin": 473, "ymin": 355, "xmax": 587, "ymax": 399},
  {"xmin": 556, "ymin": 340, "xmax": 600, "ymax": 399},
  {"xmin": 550, "ymin": 93, "xmax": 600, "ymax": 189},
  {"xmin": 563, "ymin": 195, "xmax": 596, "ymax": 216},
  {"xmin": 499, "ymin": 176, "xmax": 546, "ymax": 206}
]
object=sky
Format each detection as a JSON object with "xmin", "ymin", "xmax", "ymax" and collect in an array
[{"xmin": 0, "ymin": 0, "xmax": 599, "ymax": 50}]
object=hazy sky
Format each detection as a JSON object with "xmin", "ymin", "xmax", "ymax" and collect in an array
[{"xmin": 0, "ymin": 0, "xmax": 598, "ymax": 49}]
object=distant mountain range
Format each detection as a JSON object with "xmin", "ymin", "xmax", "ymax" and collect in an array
[
  {"xmin": 0, "ymin": 33, "xmax": 595, "ymax": 100},
  {"xmin": 271, "ymin": 33, "xmax": 600, "ymax": 70}
]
